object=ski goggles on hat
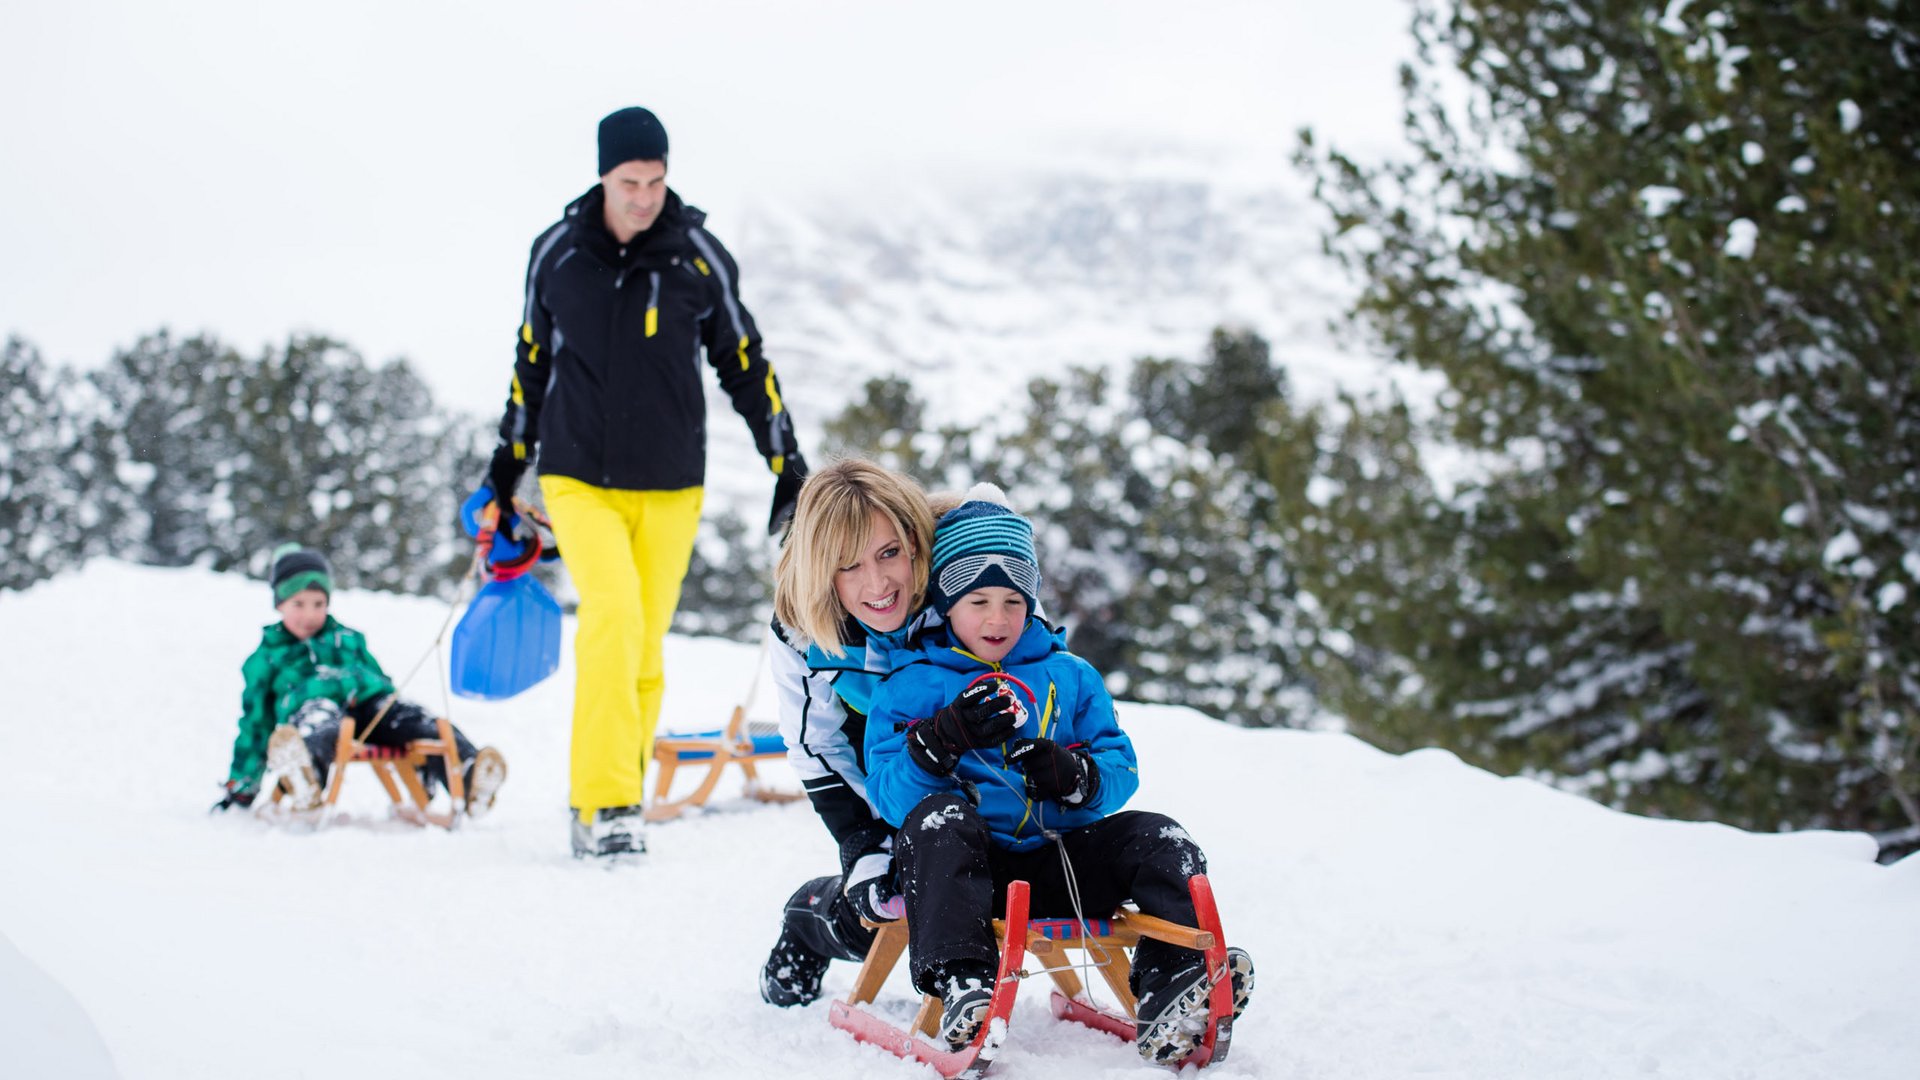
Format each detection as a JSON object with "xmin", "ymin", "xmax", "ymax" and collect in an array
[{"xmin": 937, "ymin": 551, "xmax": 1040, "ymax": 601}]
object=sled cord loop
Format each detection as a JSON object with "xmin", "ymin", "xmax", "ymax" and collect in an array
[
  {"xmin": 355, "ymin": 550, "xmax": 485, "ymax": 745},
  {"xmin": 965, "ymin": 749, "xmax": 1118, "ymax": 1001}
]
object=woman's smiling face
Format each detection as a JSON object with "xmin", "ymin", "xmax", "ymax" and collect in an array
[{"xmin": 834, "ymin": 509, "xmax": 914, "ymax": 633}]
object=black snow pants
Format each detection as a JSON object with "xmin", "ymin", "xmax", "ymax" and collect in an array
[
  {"xmin": 777, "ymin": 874, "xmax": 878, "ymax": 965},
  {"xmin": 892, "ymin": 792, "xmax": 1208, "ymax": 997},
  {"xmin": 289, "ymin": 697, "xmax": 477, "ymax": 793}
]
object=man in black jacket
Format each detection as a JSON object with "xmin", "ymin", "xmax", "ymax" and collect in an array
[{"xmin": 485, "ymin": 106, "xmax": 808, "ymax": 859}]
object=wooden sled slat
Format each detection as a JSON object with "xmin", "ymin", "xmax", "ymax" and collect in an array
[
  {"xmin": 267, "ymin": 715, "xmax": 465, "ymax": 830},
  {"xmin": 646, "ymin": 704, "xmax": 801, "ymax": 821}
]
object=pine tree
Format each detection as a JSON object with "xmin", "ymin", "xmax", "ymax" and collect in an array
[
  {"xmin": 815, "ymin": 343, "xmax": 1321, "ymax": 726},
  {"xmin": 85, "ymin": 331, "xmax": 253, "ymax": 568},
  {"xmin": 70, "ymin": 330, "xmax": 474, "ymax": 600},
  {"xmin": 0, "ymin": 338, "xmax": 94, "ymax": 589},
  {"xmin": 1300, "ymin": 0, "xmax": 1920, "ymax": 850},
  {"xmin": 674, "ymin": 508, "xmax": 772, "ymax": 641},
  {"xmin": 227, "ymin": 335, "xmax": 468, "ymax": 596}
]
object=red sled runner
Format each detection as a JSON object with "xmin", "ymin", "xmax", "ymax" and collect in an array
[{"xmin": 828, "ymin": 875, "xmax": 1239, "ymax": 1077}]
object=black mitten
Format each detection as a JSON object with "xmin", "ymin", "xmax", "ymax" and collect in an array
[
  {"xmin": 1005, "ymin": 738, "xmax": 1098, "ymax": 807},
  {"xmin": 211, "ymin": 780, "xmax": 256, "ymax": 813},
  {"xmin": 905, "ymin": 681, "xmax": 1021, "ymax": 776},
  {"xmin": 768, "ymin": 452, "xmax": 810, "ymax": 537},
  {"xmin": 488, "ymin": 444, "xmax": 526, "ymax": 522}
]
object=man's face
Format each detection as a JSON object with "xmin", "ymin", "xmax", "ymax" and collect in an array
[
  {"xmin": 276, "ymin": 589, "xmax": 329, "ymax": 641},
  {"xmin": 600, "ymin": 159, "xmax": 668, "ymax": 238}
]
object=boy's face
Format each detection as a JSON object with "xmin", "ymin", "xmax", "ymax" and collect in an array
[
  {"xmin": 276, "ymin": 588, "xmax": 329, "ymax": 641},
  {"xmin": 948, "ymin": 586, "xmax": 1027, "ymax": 664}
]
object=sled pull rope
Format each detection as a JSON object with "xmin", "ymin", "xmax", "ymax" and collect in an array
[
  {"xmin": 354, "ymin": 548, "xmax": 486, "ymax": 746},
  {"xmin": 963, "ymin": 739, "xmax": 1121, "ymax": 1004}
]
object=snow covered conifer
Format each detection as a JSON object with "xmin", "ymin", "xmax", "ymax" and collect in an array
[
  {"xmin": 0, "ymin": 337, "xmax": 94, "ymax": 590},
  {"xmin": 1299, "ymin": 0, "xmax": 1920, "ymax": 855}
]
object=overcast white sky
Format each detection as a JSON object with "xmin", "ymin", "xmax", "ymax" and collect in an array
[{"xmin": 1, "ymin": 0, "xmax": 1415, "ymax": 415}]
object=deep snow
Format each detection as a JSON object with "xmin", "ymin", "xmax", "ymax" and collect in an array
[{"xmin": 1, "ymin": 562, "xmax": 1914, "ymax": 1080}]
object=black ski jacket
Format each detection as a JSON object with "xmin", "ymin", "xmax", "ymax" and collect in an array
[{"xmin": 496, "ymin": 186, "xmax": 798, "ymax": 490}]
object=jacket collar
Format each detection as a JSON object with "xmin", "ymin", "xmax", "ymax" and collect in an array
[
  {"xmin": 564, "ymin": 185, "xmax": 702, "ymax": 266},
  {"xmin": 804, "ymin": 608, "xmax": 935, "ymax": 672},
  {"xmin": 924, "ymin": 616, "xmax": 1063, "ymax": 672},
  {"xmin": 261, "ymin": 615, "xmax": 340, "ymax": 648}
]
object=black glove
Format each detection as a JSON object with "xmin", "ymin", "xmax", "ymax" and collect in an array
[
  {"xmin": 211, "ymin": 780, "xmax": 256, "ymax": 813},
  {"xmin": 1005, "ymin": 738, "xmax": 1098, "ymax": 808},
  {"xmin": 768, "ymin": 452, "xmax": 809, "ymax": 537},
  {"xmin": 906, "ymin": 680, "xmax": 1022, "ymax": 776},
  {"xmin": 488, "ymin": 444, "xmax": 527, "ymax": 523}
]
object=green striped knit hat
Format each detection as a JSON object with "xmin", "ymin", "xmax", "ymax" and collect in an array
[
  {"xmin": 269, "ymin": 543, "xmax": 333, "ymax": 605},
  {"xmin": 929, "ymin": 484, "xmax": 1041, "ymax": 616}
]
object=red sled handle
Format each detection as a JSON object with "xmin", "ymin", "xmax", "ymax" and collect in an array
[
  {"xmin": 964, "ymin": 671, "xmax": 1038, "ymax": 711},
  {"xmin": 1186, "ymin": 873, "xmax": 1235, "ymax": 1068},
  {"xmin": 827, "ymin": 880, "xmax": 1031, "ymax": 1079}
]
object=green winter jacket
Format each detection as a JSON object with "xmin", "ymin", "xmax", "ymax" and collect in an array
[{"xmin": 226, "ymin": 616, "xmax": 396, "ymax": 791}]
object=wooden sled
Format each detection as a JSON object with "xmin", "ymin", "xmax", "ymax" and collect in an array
[
  {"xmin": 267, "ymin": 715, "xmax": 467, "ymax": 829},
  {"xmin": 645, "ymin": 702, "xmax": 801, "ymax": 822},
  {"xmin": 829, "ymin": 881, "xmax": 1031, "ymax": 1079},
  {"xmin": 830, "ymin": 875, "xmax": 1238, "ymax": 1076}
]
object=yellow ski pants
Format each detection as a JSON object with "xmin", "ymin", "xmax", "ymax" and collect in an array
[{"xmin": 539, "ymin": 476, "xmax": 704, "ymax": 819}]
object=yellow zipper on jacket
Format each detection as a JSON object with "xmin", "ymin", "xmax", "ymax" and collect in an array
[{"xmin": 951, "ymin": 648, "xmax": 1060, "ymax": 842}]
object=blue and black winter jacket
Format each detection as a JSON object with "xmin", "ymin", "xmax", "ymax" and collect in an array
[{"xmin": 865, "ymin": 618, "xmax": 1140, "ymax": 852}]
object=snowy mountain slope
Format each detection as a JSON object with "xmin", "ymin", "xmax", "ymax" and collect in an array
[
  {"xmin": 693, "ymin": 164, "xmax": 1425, "ymax": 507},
  {"xmin": 1, "ymin": 562, "xmax": 1913, "ymax": 1080}
]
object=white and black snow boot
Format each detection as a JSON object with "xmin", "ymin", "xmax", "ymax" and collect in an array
[
  {"xmin": 934, "ymin": 964, "xmax": 996, "ymax": 1050},
  {"xmin": 266, "ymin": 725, "xmax": 323, "ymax": 813},
  {"xmin": 464, "ymin": 747, "xmax": 508, "ymax": 821},
  {"xmin": 571, "ymin": 804, "xmax": 646, "ymax": 859},
  {"xmin": 759, "ymin": 927, "xmax": 830, "ymax": 1007},
  {"xmin": 1134, "ymin": 946, "xmax": 1255, "ymax": 1066}
]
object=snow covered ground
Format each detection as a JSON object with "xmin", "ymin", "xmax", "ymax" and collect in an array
[{"xmin": 2, "ymin": 562, "xmax": 1914, "ymax": 1080}]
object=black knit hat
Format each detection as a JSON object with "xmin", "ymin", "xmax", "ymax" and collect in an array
[
  {"xmin": 269, "ymin": 543, "xmax": 333, "ymax": 605},
  {"xmin": 598, "ymin": 106, "xmax": 669, "ymax": 175}
]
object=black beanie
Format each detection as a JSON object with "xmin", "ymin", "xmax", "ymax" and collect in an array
[
  {"xmin": 598, "ymin": 107, "xmax": 669, "ymax": 175},
  {"xmin": 269, "ymin": 543, "xmax": 333, "ymax": 605}
]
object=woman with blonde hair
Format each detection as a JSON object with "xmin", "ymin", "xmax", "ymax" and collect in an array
[{"xmin": 758, "ymin": 459, "xmax": 944, "ymax": 1007}]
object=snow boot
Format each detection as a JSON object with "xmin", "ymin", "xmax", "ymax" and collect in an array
[
  {"xmin": 464, "ymin": 747, "xmax": 508, "ymax": 820},
  {"xmin": 933, "ymin": 962, "xmax": 996, "ymax": 1050},
  {"xmin": 1134, "ymin": 946, "xmax": 1255, "ymax": 1066},
  {"xmin": 759, "ymin": 925, "xmax": 830, "ymax": 1007},
  {"xmin": 571, "ymin": 804, "xmax": 646, "ymax": 859},
  {"xmin": 266, "ymin": 724, "xmax": 323, "ymax": 812}
]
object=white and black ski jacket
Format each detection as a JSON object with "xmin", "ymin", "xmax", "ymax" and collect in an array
[{"xmin": 769, "ymin": 608, "xmax": 940, "ymax": 874}]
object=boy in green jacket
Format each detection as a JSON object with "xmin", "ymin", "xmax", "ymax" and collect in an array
[{"xmin": 213, "ymin": 544, "xmax": 508, "ymax": 818}]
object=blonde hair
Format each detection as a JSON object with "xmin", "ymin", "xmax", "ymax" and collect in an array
[
  {"xmin": 925, "ymin": 490, "xmax": 968, "ymax": 520},
  {"xmin": 774, "ymin": 459, "xmax": 936, "ymax": 656}
]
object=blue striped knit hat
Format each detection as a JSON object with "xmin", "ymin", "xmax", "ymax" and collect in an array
[{"xmin": 929, "ymin": 484, "xmax": 1041, "ymax": 616}]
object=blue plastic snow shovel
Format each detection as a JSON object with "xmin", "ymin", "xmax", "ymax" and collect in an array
[
  {"xmin": 451, "ymin": 486, "xmax": 564, "ymax": 700},
  {"xmin": 451, "ymin": 573, "xmax": 562, "ymax": 699}
]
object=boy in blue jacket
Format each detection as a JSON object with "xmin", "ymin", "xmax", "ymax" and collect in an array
[{"xmin": 864, "ymin": 489, "xmax": 1252, "ymax": 1065}]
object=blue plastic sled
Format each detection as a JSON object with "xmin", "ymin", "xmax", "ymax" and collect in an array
[{"xmin": 451, "ymin": 574, "xmax": 562, "ymax": 700}]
